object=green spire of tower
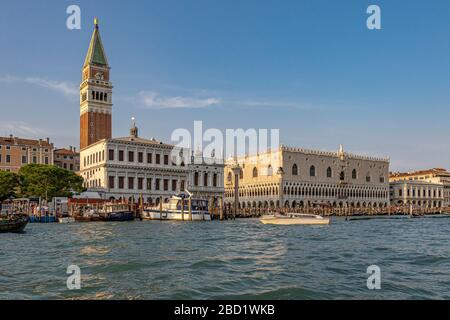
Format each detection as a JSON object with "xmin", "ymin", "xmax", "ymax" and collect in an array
[{"xmin": 83, "ymin": 18, "xmax": 109, "ymax": 67}]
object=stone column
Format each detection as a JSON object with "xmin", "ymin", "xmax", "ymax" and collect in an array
[{"xmin": 230, "ymin": 164, "xmax": 241, "ymax": 219}]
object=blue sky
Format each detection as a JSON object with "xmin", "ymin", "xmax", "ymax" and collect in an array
[{"xmin": 1, "ymin": 0, "xmax": 450, "ymax": 171}]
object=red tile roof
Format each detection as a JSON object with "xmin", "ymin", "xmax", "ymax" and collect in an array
[
  {"xmin": 0, "ymin": 136, "xmax": 53, "ymax": 147},
  {"xmin": 54, "ymin": 148, "xmax": 79, "ymax": 155}
]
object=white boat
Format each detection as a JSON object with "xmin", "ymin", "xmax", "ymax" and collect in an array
[
  {"xmin": 142, "ymin": 194, "xmax": 211, "ymax": 221},
  {"xmin": 260, "ymin": 213, "xmax": 330, "ymax": 225},
  {"xmin": 58, "ymin": 216, "xmax": 75, "ymax": 223}
]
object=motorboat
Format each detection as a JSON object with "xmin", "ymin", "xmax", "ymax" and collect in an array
[
  {"xmin": 57, "ymin": 215, "xmax": 76, "ymax": 223},
  {"xmin": 100, "ymin": 204, "xmax": 135, "ymax": 222},
  {"xmin": 260, "ymin": 213, "xmax": 330, "ymax": 225},
  {"xmin": 0, "ymin": 214, "xmax": 29, "ymax": 233},
  {"xmin": 74, "ymin": 208, "xmax": 103, "ymax": 222},
  {"xmin": 142, "ymin": 194, "xmax": 211, "ymax": 221}
]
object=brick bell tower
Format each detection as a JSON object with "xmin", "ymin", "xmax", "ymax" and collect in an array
[{"xmin": 80, "ymin": 18, "xmax": 112, "ymax": 150}]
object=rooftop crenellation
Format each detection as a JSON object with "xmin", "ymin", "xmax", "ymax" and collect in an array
[{"xmin": 281, "ymin": 145, "xmax": 390, "ymax": 163}]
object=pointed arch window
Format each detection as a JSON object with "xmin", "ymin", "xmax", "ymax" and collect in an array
[
  {"xmin": 227, "ymin": 172, "xmax": 232, "ymax": 182},
  {"xmin": 327, "ymin": 167, "xmax": 332, "ymax": 178},
  {"xmin": 340, "ymin": 171, "xmax": 345, "ymax": 181},
  {"xmin": 366, "ymin": 173, "xmax": 371, "ymax": 183},
  {"xmin": 253, "ymin": 167, "xmax": 258, "ymax": 178},
  {"xmin": 310, "ymin": 165, "xmax": 316, "ymax": 177},
  {"xmin": 267, "ymin": 165, "xmax": 273, "ymax": 176},
  {"xmin": 352, "ymin": 169, "xmax": 357, "ymax": 179},
  {"xmin": 292, "ymin": 164, "xmax": 298, "ymax": 176}
]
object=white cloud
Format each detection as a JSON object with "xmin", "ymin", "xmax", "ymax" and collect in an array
[
  {"xmin": 137, "ymin": 91, "xmax": 221, "ymax": 109},
  {"xmin": 0, "ymin": 75, "xmax": 78, "ymax": 97},
  {"xmin": 0, "ymin": 121, "xmax": 49, "ymax": 137},
  {"xmin": 24, "ymin": 77, "xmax": 78, "ymax": 97},
  {"xmin": 240, "ymin": 100, "xmax": 301, "ymax": 108},
  {"xmin": 0, "ymin": 75, "xmax": 19, "ymax": 83}
]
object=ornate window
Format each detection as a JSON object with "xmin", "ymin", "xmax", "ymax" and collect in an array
[
  {"xmin": 194, "ymin": 172, "xmax": 199, "ymax": 186},
  {"xmin": 352, "ymin": 169, "xmax": 357, "ymax": 179},
  {"xmin": 310, "ymin": 165, "xmax": 316, "ymax": 177},
  {"xmin": 327, "ymin": 167, "xmax": 332, "ymax": 178},
  {"xmin": 253, "ymin": 167, "xmax": 258, "ymax": 178},
  {"xmin": 366, "ymin": 173, "xmax": 371, "ymax": 183},
  {"xmin": 340, "ymin": 171, "xmax": 345, "ymax": 181},
  {"xmin": 292, "ymin": 164, "xmax": 298, "ymax": 176},
  {"xmin": 227, "ymin": 172, "xmax": 232, "ymax": 182},
  {"xmin": 267, "ymin": 165, "xmax": 273, "ymax": 176}
]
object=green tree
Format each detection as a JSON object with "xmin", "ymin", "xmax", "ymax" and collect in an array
[
  {"xmin": 18, "ymin": 164, "xmax": 85, "ymax": 200},
  {"xmin": 0, "ymin": 171, "xmax": 19, "ymax": 201}
]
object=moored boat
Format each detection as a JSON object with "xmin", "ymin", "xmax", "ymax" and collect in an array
[
  {"xmin": 58, "ymin": 216, "xmax": 76, "ymax": 223},
  {"xmin": 0, "ymin": 215, "xmax": 29, "ymax": 233},
  {"xmin": 74, "ymin": 208, "xmax": 103, "ymax": 222},
  {"xmin": 142, "ymin": 194, "xmax": 211, "ymax": 221},
  {"xmin": 411, "ymin": 213, "xmax": 450, "ymax": 219},
  {"xmin": 260, "ymin": 213, "xmax": 330, "ymax": 225},
  {"xmin": 28, "ymin": 215, "xmax": 57, "ymax": 223},
  {"xmin": 100, "ymin": 204, "xmax": 135, "ymax": 222},
  {"xmin": 347, "ymin": 215, "xmax": 411, "ymax": 221}
]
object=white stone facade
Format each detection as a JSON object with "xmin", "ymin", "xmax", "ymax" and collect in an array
[
  {"xmin": 389, "ymin": 180, "xmax": 444, "ymax": 209},
  {"xmin": 389, "ymin": 168, "xmax": 450, "ymax": 208},
  {"xmin": 79, "ymin": 135, "xmax": 224, "ymax": 204},
  {"xmin": 225, "ymin": 145, "xmax": 390, "ymax": 209}
]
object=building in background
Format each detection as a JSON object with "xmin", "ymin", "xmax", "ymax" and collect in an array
[
  {"xmin": 224, "ymin": 145, "xmax": 390, "ymax": 211},
  {"xmin": 0, "ymin": 135, "xmax": 54, "ymax": 172},
  {"xmin": 79, "ymin": 122, "xmax": 224, "ymax": 204},
  {"xmin": 188, "ymin": 151, "xmax": 224, "ymax": 201},
  {"xmin": 389, "ymin": 168, "xmax": 450, "ymax": 209},
  {"xmin": 54, "ymin": 147, "xmax": 80, "ymax": 172}
]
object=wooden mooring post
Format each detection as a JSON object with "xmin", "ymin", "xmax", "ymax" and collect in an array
[
  {"xmin": 188, "ymin": 197, "xmax": 192, "ymax": 221},
  {"xmin": 181, "ymin": 197, "xmax": 185, "ymax": 221},
  {"xmin": 219, "ymin": 196, "xmax": 223, "ymax": 220}
]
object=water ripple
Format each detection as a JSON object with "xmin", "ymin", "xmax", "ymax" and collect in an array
[{"xmin": 1, "ymin": 218, "xmax": 450, "ymax": 299}]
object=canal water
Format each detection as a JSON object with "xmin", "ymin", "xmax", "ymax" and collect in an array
[{"xmin": 1, "ymin": 218, "xmax": 449, "ymax": 299}]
